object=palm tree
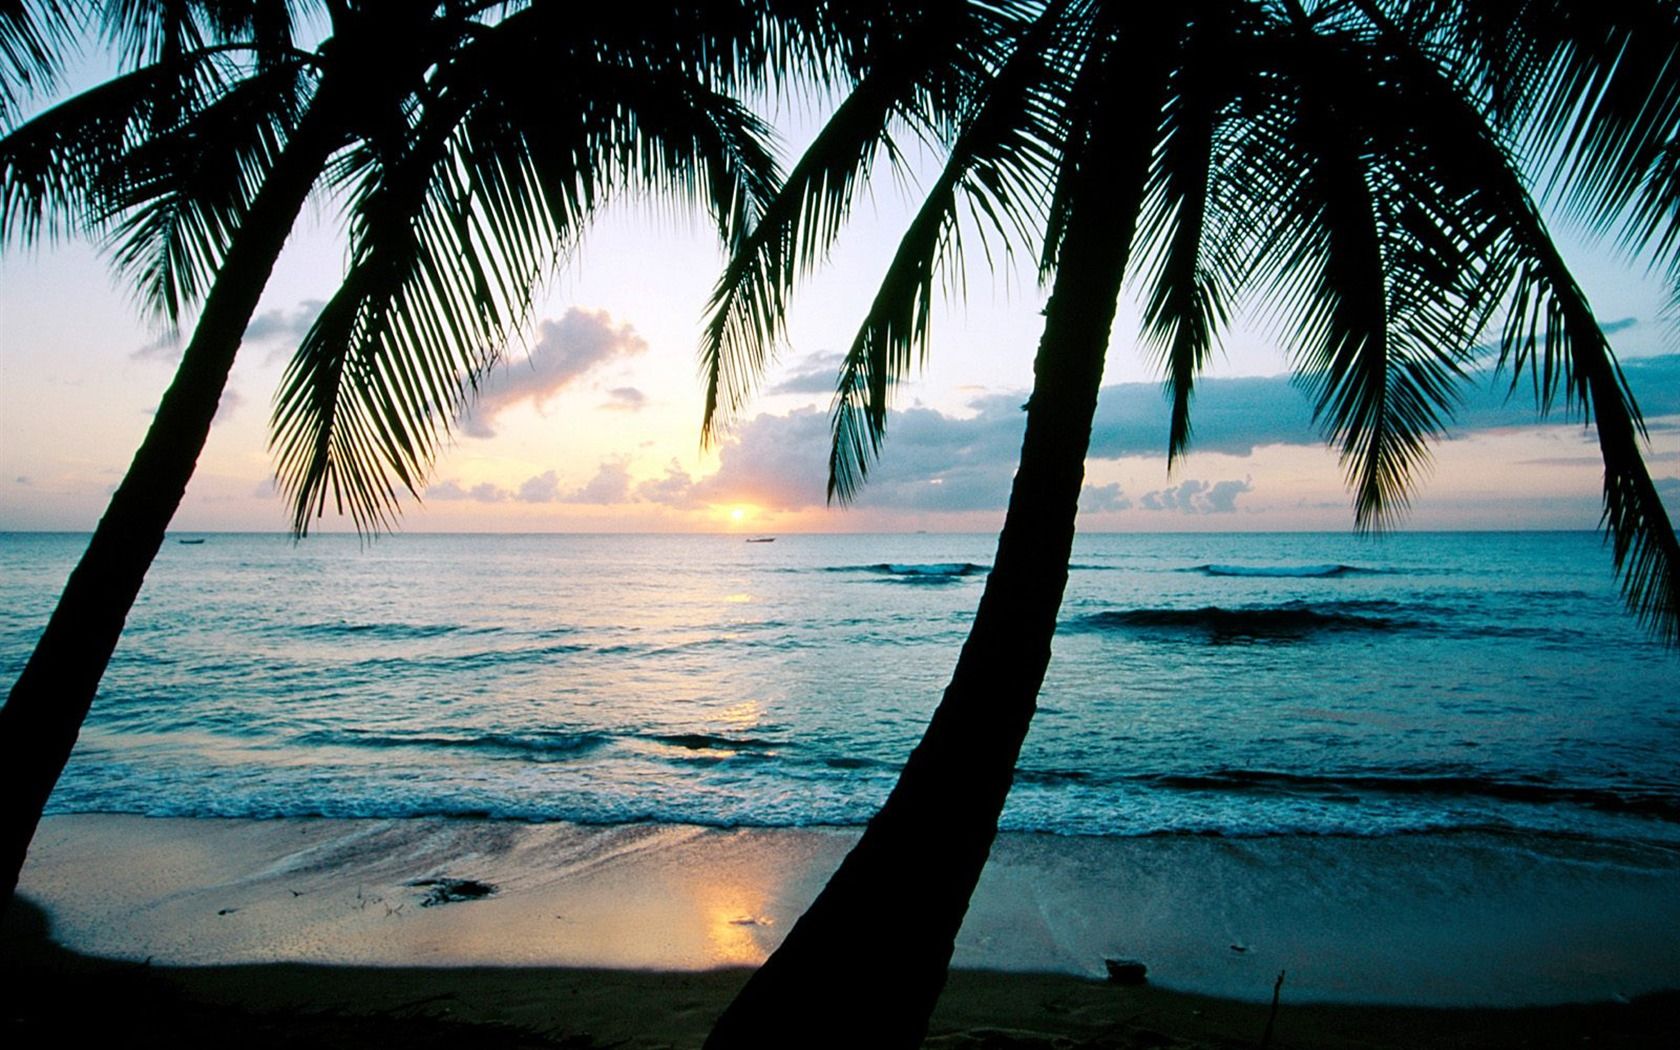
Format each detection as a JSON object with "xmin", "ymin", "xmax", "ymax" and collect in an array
[
  {"xmin": 698, "ymin": 1, "xmax": 1679, "ymax": 1045},
  {"xmin": 0, "ymin": 0, "xmax": 867, "ymax": 907}
]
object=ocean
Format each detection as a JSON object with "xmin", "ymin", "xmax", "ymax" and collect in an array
[{"xmin": 3, "ymin": 530, "xmax": 1676, "ymax": 845}]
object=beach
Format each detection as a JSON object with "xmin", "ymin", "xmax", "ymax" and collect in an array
[{"xmin": 7, "ymin": 814, "xmax": 1678, "ymax": 1047}]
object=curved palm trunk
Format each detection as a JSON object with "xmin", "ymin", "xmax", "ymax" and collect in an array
[
  {"xmin": 704, "ymin": 92, "xmax": 1154, "ymax": 1050},
  {"xmin": 0, "ymin": 96, "xmax": 345, "ymax": 908}
]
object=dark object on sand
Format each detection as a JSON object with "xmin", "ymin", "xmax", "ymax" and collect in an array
[
  {"xmin": 408, "ymin": 877, "xmax": 497, "ymax": 907},
  {"xmin": 1104, "ymin": 958, "xmax": 1148, "ymax": 985},
  {"xmin": 1260, "ymin": 970, "xmax": 1286, "ymax": 1049}
]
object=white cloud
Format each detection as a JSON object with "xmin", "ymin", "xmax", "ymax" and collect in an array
[
  {"xmin": 424, "ymin": 355, "xmax": 1680, "ymax": 519},
  {"xmin": 517, "ymin": 471, "xmax": 561, "ymax": 503},
  {"xmin": 464, "ymin": 307, "xmax": 647, "ymax": 438},
  {"xmin": 1080, "ymin": 482, "xmax": 1132, "ymax": 512},
  {"xmin": 131, "ymin": 298, "xmax": 328, "ymax": 363},
  {"xmin": 244, "ymin": 300, "xmax": 326, "ymax": 344},
  {"xmin": 635, "ymin": 460, "xmax": 698, "ymax": 505},
  {"xmin": 427, "ymin": 479, "xmax": 514, "ymax": 503},
  {"xmin": 1138, "ymin": 477, "xmax": 1252, "ymax": 514},
  {"xmin": 768, "ymin": 351, "xmax": 848, "ymax": 396},
  {"xmin": 566, "ymin": 461, "xmax": 632, "ymax": 504},
  {"xmin": 213, "ymin": 387, "xmax": 243, "ymax": 424},
  {"xmin": 432, "ymin": 460, "xmax": 635, "ymax": 506},
  {"xmin": 131, "ymin": 333, "xmax": 181, "ymax": 362},
  {"xmin": 601, "ymin": 386, "xmax": 648, "ymax": 411}
]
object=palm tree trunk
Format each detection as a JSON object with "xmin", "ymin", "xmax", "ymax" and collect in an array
[
  {"xmin": 704, "ymin": 87, "xmax": 1155, "ymax": 1050},
  {"xmin": 0, "ymin": 95, "xmax": 345, "ymax": 908}
]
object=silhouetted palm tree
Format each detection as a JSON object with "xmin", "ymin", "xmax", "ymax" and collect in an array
[
  {"xmin": 0, "ymin": 0, "xmax": 860, "ymax": 907},
  {"xmin": 699, "ymin": 1, "xmax": 1679, "ymax": 1045}
]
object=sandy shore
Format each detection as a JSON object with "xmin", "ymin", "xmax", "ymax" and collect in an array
[{"xmin": 7, "ymin": 814, "xmax": 1679, "ymax": 1046}]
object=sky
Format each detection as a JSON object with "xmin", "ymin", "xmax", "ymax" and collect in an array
[{"xmin": 2, "ymin": 63, "xmax": 1678, "ymax": 536}]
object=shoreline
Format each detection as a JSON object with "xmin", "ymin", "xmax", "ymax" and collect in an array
[{"xmin": 16, "ymin": 814, "xmax": 1680, "ymax": 1010}]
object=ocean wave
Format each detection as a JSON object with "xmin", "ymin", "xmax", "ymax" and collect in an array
[
  {"xmin": 1067, "ymin": 602, "xmax": 1417, "ymax": 639},
  {"xmin": 293, "ymin": 728, "xmax": 610, "ymax": 761},
  {"xmin": 650, "ymin": 732, "xmax": 785, "ymax": 752},
  {"xmin": 1185, "ymin": 563, "xmax": 1378, "ymax": 578},
  {"xmin": 285, "ymin": 620, "xmax": 505, "ymax": 640},
  {"xmin": 827, "ymin": 562, "xmax": 988, "ymax": 579},
  {"xmin": 1139, "ymin": 769, "xmax": 1680, "ymax": 822}
]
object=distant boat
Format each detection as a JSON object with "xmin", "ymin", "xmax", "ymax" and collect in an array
[
  {"xmin": 177, "ymin": 538, "xmax": 206, "ymax": 545},
  {"xmin": 745, "ymin": 537, "xmax": 776, "ymax": 543}
]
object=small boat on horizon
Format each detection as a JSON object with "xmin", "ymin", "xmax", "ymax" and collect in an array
[
  {"xmin": 745, "ymin": 537, "xmax": 776, "ymax": 543},
  {"xmin": 177, "ymin": 538, "xmax": 206, "ymax": 545}
]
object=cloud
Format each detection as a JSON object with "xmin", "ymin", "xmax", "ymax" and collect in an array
[
  {"xmin": 464, "ymin": 307, "xmax": 647, "ymax": 438},
  {"xmin": 1206, "ymin": 478, "xmax": 1253, "ymax": 513},
  {"xmin": 1137, "ymin": 477, "xmax": 1250, "ymax": 513},
  {"xmin": 601, "ymin": 386, "xmax": 648, "ymax": 412},
  {"xmin": 1080, "ymin": 482, "xmax": 1131, "ymax": 512},
  {"xmin": 1469, "ymin": 316, "xmax": 1642, "ymax": 361},
  {"xmin": 425, "ymin": 480, "xmax": 472, "ymax": 500},
  {"xmin": 131, "ymin": 299, "xmax": 328, "ymax": 363},
  {"xmin": 1080, "ymin": 353, "xmax": 1680, "ymax": 459},
  {"xmin": 518, "ymin": 471, "xmax": 561, "ymax": 503},
  {"xmin": 244, "ymin": 300, "xmax": 326, "ymax": 344},
  {"xmin": 429, "ymin": 480, "xmax": 513, "ymax": 503},
  {"xmin": 658, "ymin": 405, "xmax": 1023, "ymax": 512},
  {"xmin": 429, "ymin": 354, "xmax": 1680, "ymax": 518},
  {"xmin": 433, "ymin": 461, "xmax": 634, "ymax": 506},
  {"xmin": 131, "ymin": 333, "xmax": 181, "ymax": 362},
  {"xmin": 213, "ymin": 387, "xmax": 242, "ymax": 424},
  {"xmin": 769, "ymin": 351, "xmax": 848, "ymax": 396},
  {"xmin": 636, "ymin": 461, "xmax": 698, "ymax": 505},
  {"xmin": 567, "ymin": 461, "xmax": 632, "ymax": 504}
]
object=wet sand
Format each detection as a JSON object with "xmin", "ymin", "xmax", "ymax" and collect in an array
[{"xmin": 6, "ymin": 814, "xmax": 1680, "ymax": 1047}]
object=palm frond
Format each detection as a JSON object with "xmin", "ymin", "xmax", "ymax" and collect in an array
[
  {"xmin": 1036, "ymin": 0, "xmax": 1114, "ymax": 280},
  {"xmin": 104, "ymin": 58, "xmax": 308, "ymax": 321},
  {"xmin": 698, "ymin": 0, "xmax": 1022, "ymax": 444},
  {"xmin": 1, "ymin": 0, "xmax": 78, "ymax": 128},
  {"xmin": 1235, "ymin": 13, "xmax": 1497, "ymax": 530},
  {"xmin": 0, "ymin": 51, "xmax": 226, "ymax": 246},
  {"xmin": 1359, "ymin": 7, "xmax": 1680, "ymax": 643},
  {"xmin": 828, "ymin": 1, "xmax": 1068, "ymax": 501},
  {"xmin": 1528, "ymin": 0, "xmax": 1680, "ymax": 239},
  {"xmin": 1135, "ymin": 3, "xmax": 1246, "ymax": 466}
]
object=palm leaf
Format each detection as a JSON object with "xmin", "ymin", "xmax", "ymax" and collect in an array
[
  {"xmin": 1135, "ymin": 2, "xmax": 1248, "ymax": 466},
  {"xmin": 0, "ymin": 50, "xmax": 229, "ymax": 246},
  {"xmin": 698, "ymin": 0, "xmax": 1022, "ymax": 443},
  {"xmin": 1359, "ymin": 7, "xmax": 1680, "ymax": 643},
  {"xmin": 1, "ymin": 0, "xmax": 77, "ymax": 127},
  {"xmin": 104, "ymin": 58, "xmax": 308, "ymax": 321},
  {"xmin": 827, "ymin": 1, "xmax": 1068, "ymax": 501},
  {"xmin": 1233, "ymin": 12, "xmax": 1507, "ymax": 529}
]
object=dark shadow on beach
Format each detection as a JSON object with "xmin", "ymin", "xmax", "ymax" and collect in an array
[{"xmin": 6, "ymin": 896, "xmax": 1678, "ymax": 1049}]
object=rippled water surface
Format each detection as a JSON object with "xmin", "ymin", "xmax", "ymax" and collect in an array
[{"xmin": 3, "ymin": 531, "xmax": 1675, "ymax": 841}]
